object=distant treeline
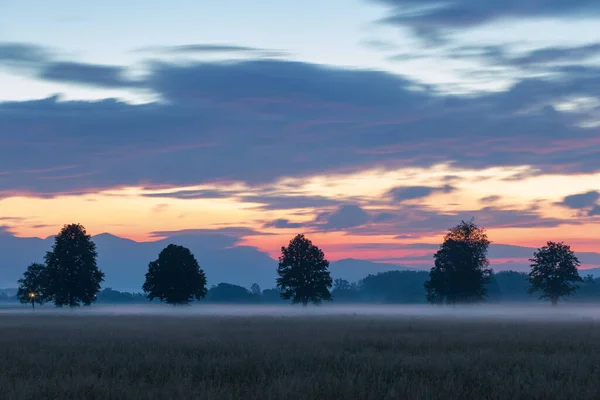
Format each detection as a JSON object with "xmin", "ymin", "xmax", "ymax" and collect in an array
[{"xmin": 4, "ymin": 270, "xmax": 599, "ymax": 305}]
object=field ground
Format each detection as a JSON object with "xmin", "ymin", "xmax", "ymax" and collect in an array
[{"xmin": 1, "ymin": 305, "xmax": 600, "ymax": 400}]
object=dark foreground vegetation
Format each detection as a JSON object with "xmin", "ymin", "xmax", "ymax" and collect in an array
[{"xmin": 2, "ymin": 313, "xmax": 600, "ymax": 400}]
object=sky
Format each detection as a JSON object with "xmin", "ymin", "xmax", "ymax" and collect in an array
[{"xmin": 1, "ymin": 0, "xmax": 600, "ymax": 269}]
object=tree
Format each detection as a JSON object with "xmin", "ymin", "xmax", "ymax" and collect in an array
[
  {"xmin": 96, "ymin": 288, "xmax": 148, "ymax": 304},
  {"xmin": 528, "ymin": 241, "xmax": 583, "ymax": 306},
  {"xmin": 207, "ymin": 283, "xmax": 255, "ymax": 303},
  {"xmin": 276, "ymin": 234, "xmax": 332, "ymax": 306},
  {"xmin": 250, "ymin": 283, "xmax": 261, "ymax": 296},
  {"xmin": 142, "ymin": 244, "xmax": 207, "ymax": 305},
  {"xmin": 17, "ymin": 263, "xmax": 49, "ymax": 309},
  {"xmin": 45, "ymin": 224, "xmax": 104, "ymax": 307},
  {"xmin": 491, "ymin": 271, "xmax": 531, "ymax": 302},
  {"xmin": 361, "ymin": 271, "xmax": 429, "ymax": 303},
  {"xmin": 331, "ymin": 278, "xmax": 360, "ymax": 302},
  {"xmin": 424, "ymin": 219, "xmax": 492, "ymax": 304}
]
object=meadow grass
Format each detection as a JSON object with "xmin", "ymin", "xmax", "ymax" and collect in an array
[{"xmin": 1, "ymin": 309, "xmax": 600, "ymax": 399}]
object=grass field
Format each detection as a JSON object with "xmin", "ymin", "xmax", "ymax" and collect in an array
[{"xmin": 1, "ymin": 306, "xmax": 600, "ymax": 400}]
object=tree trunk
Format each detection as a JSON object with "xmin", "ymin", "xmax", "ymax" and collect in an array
[{"xmin": 551, "ymin": 297, "xmax": 558, "ymax": 306}]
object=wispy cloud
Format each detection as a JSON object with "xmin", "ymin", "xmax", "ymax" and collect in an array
[
  {"xmin": 387, "ymin": 185, "xmax": 455, "ymax": 202},
  {"xmin": 370, "ymin": 0, "xmax": 600, "ymax": 39},
  {"xmin": 135, "ymin": 43, "xmax": 288, "ymax": 58}
]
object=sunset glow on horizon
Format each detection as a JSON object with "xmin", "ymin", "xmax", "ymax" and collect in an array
[
  {"xmin": 1, "ymin": 163, "xmax": 598, "ymax": 267},
  {"xmin": 2, "ymin": 0, "xmax": 600, "ymax": 273}
]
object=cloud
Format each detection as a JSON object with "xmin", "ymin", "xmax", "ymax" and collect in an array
[
  {"xmin": 0, "ymin": 43, "xmax": 137, "ymax": 89},
  {"xmin": 561, "ymin": 191, "xmax": 600, "ymax": 209},
  {"xmin": 262, "ymin": 219, "xmax": 304, "ymax": 229},
  {"xmin": 38, "ymin": 62, "xmax": 137, "ymax": 88},
  {"xmin": 0, "ymin": 216, "xmax": 27, "ymax": 222},
  {"xmin": 448, "ymin": 43, "xmax": 600, "ymax": 74},
  {"xmin": 151, "ymin": 203, "xmax": 169, "ymax": 213},
  {"xmin": 136, "ymin": 44, "xmax": 287, "ymax": 57},
  {"xmin": 146, "ymin": 59, "xmax": 428, "ymax": 106},
  {"xmin": 143, "ymin": 189, "xmax": 231, "ymax": 199},
  {"xmin": 151, "ymin": 227, "xmax": 263, "ymax": 238},
  {"xmin": 315, "ymin": 205, "xmax": 370, "ymax": 230},
  {"xmin": 590, "ymin": 205, "xmax": 600, "ymax": 216},
  {"xmin": 29, "ymin": 223, "xmax": 55, "ymax": 229},
  {"xmin": 374, "ymin": 213, "xmax": 397, "ymax": 223},
  {"xmin": 240, "ymin": 195, "xmax": 343, "ymax": 211},
  {"xmin": 506, "ymin": 44, "xmax": 600, "ymax": 68},
  {"xmin": 388, "ymin": 186, "xmax": 434, "ymax": 201},
  {"xmin": 1, "ymin": 57, "xmax": 600, "ymax": 196},
  {"xmin": 0, "ymin": 42, "xmax": 49, "ymax": 65},
  {"xmin": 388, "ymin": 185, "xmax": 454, "ymax": 201},
  {"xmin": 370, "ymin": 0, "xmax": 600, "ymax": 39},
  {"xmin": 351, "ymin": 205, "xmax": 568, "ymax": 236},
  {"xmin": 480, "ymin": 195, "xmax": 501, "ymax": 204}
]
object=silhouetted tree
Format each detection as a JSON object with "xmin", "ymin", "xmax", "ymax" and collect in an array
[
  {"xmin": 250, "ymin": 283, "xmax": 261, "ymax": 296},
  {"xmin": 45, "ymin": 224, "xmax": 104, "ymax": 307},
  {"xmin": 207, "ymin": 283, "xmax": 256, "ymax": 303},
  {"xmin": 17, "ymin": 263, "xmax": 49, "ymax": 309},
  {"xmin": 491, "ymin": 271, "xmax": 531, "ymax": 302},
  {"xmin": 425, "ymin": 219, "xmax": 492, "ymax": 304},
  {"xmin": 142, "ymin": 244, "xmax": 207, "ymax": 305},
  {"xmin": 573, "ymin": 275, "xmax": 600, "ymax": 302},
  {"xmin": 276, "ymin": 234, "xmax": 332, "ymax": 306},
  {"xmin": 360, "ymin": 270, "xmax": 429, "ymax": 303},
  {"xmin": 528, "ymin": 241, "xmax": 583, "ymax": 306},
  {"xmin": 96, "ymin": 288, "xmax": 148, "ymax": 304},
  {"xmin": 485, "ymin": 273, "xmax": 503, "ymax": 302},
  {"xmin": 331, "ymin": 278, "xmax": 360, "ymax": 302}
]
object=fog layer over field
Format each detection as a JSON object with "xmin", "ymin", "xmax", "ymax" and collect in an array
[{"xmin": 3, "ymin": 303, "xmax": 600, "ymax": 321}]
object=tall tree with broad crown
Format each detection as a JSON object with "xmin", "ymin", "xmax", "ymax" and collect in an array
[
  {"xmin": 528, "ymin": 241, "xmax": 583, "ymax": 306},
  {"xmin": 142, "ymin": 244, "xmax": 207, "ymax": 305},
  {"xmin": 276, "ymin": 234, "xmax": 332, "ymax": 306},
  {"xmin": 44, "ymin": 224, "xmax": 104, "ymax": 307},
  {"xmin": 425, "ymin": 219, "xmax": 492, "ymax": 304}
]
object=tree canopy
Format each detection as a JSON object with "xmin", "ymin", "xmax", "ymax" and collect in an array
[
  {"xmin": 424, "ymin": 219, "xmax": 492, "ymax": 304},
  {"xmin": 361, "ymin": 270, "xmax": 430, "ymax": 303},
  {"xmin": 142, "ymin": 244, "xmax": 207, "ymax": 305},
  {"xmin": 331, "ymin": 278, "xmax": 360, "ymax": 302},
  {"xmin": 276, "ymin": 234, "xmax": 332, "ymax": 306},
  {"xmin": 17, "ymin": 263, "xmax": 49, "ymax": 308},
  {"xmin": 250, "ymin": 283, "xmax": 261, "ymax": 297},
  {"xmin": 528, "ymin": 241, "xmax": 583, "ymax": 306},
  {"xmin": 44, "ymin": 224, "xmax": 104, "ymax": 307},
  {"xmin": 207, "ymin": 283, "xmax": 257, "ymax": 303}
]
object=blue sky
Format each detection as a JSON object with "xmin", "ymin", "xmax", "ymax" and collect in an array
[
  {"xmin": 1, "ymin": 0, "xmax": 600, "ymax": 268},
  {"xmin": 4, "ymin": 0, "xmax": 599, "ymax": 102},
  {"xmin": 1, "ymin": 0, "xmax": 386, "ymax": 100}
]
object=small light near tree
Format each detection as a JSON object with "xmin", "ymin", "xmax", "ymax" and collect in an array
[{"xmin": 29, "ymin": 292, "xmax": 36, "ymax": 310}]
